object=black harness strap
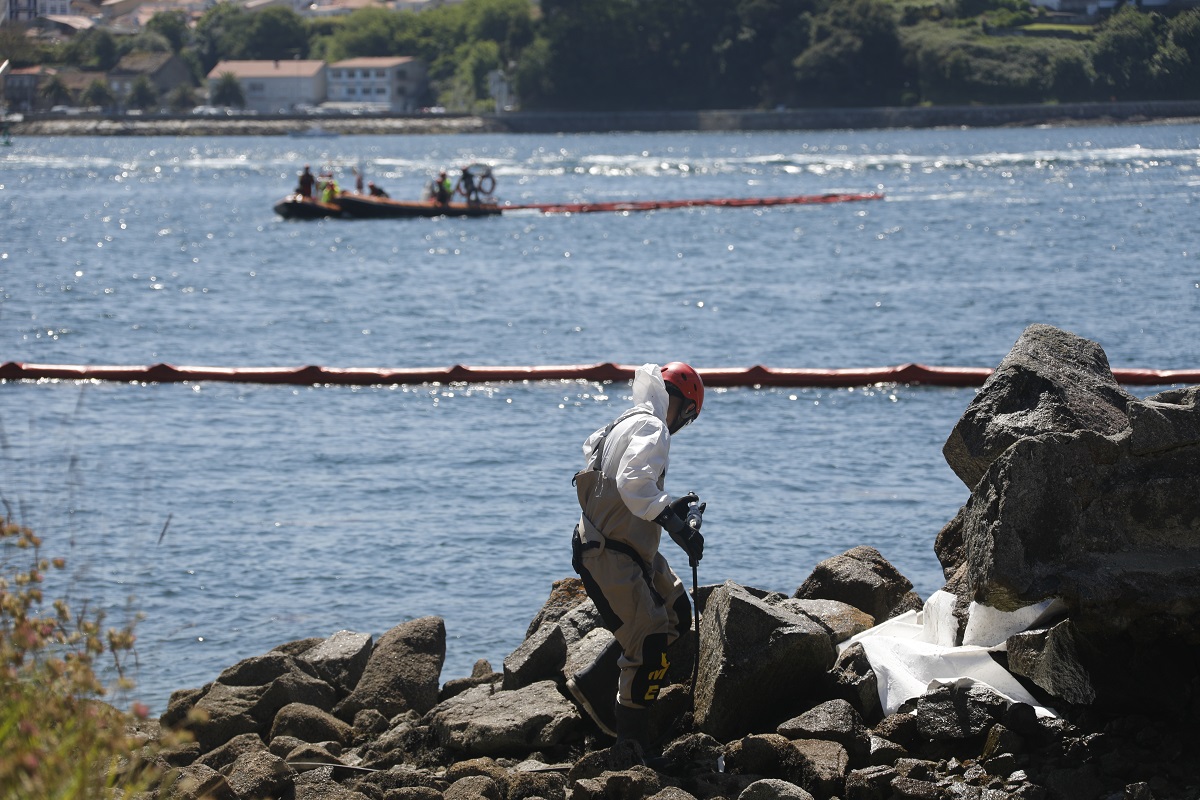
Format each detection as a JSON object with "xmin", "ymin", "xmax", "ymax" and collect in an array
[
  {"xmin": 570, "ymin": 406, "xmax": 665, "ymax": 605},
  {"xmin": 574, "ymin": 537, "xmax": 663, "ymax": 606}
]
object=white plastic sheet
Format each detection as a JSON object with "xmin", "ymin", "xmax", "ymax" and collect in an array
[{"xmin": 839, "ymin": 590, "xmax": 1061, "ymax": 718}]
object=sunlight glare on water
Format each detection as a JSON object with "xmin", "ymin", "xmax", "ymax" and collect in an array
[{"xmin": 1, "ymin": 124, "xmax": 1197, "ymax": 712}]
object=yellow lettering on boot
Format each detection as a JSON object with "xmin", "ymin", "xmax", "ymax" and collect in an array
[{"xmin": 647, "ymin": 652, "xmax": 669, "ymax": 682}]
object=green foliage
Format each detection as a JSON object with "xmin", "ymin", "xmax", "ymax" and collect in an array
[
  {"xmin": 0, "ymin": 24, "xmax": 49, "ymax": 68},
  {"xmin": 38, "ymin": 75, "xmax": 71, "ymax": 106},
  {"xmin": 511, "ymin": 34, "xmax": 553, "ymax": 108},
  {"xmin": 211, "ymin": 71, "xmax": 246, "ymax": 108},
  {"xmin": 124, "ymin": 30, "xmax": 173, "ymax": 54},
  {"xmin": 126, "ymin": 75, "xmax": 160, "ymax": 110},
  {"xmin": 987, "ymin": 7, "xmax": 1034, "ymax": 28},
  {"xmin": 955, "ymin": 0, "xmax": 1027, "ymax": 17},
  {"xmin": 80, "ymin": 78, "xmax": 116, "ymax": 109},
  {"xmin": 1158, "ymin": 9, "xmax": 1200, "ymax": 90},
  {"xmin": 0, "ymin": 522, "xmax": 182, "ymax": 798},
  {"xmin": 897, "ymin": 1, "xmax": 950, "ymax": 26},
  {"xmin": 12, "ymin": 0, "xmax": 1200, "ymax": 113},
  {"xmin": 1047, "ymin": 46, "xmax": 1095, "ymax": 101},
  {"xmin": 466, "ymin": 0, "xmax": 535, "ymax": 61},
  {"xmin": 1147, "ymin": 8, "xmax": 1200, "ymax": 96},
  {"xmin": 242, "ymin": 7, "xmax": 310, "ymax": 60},
  {"xmin": 1169, "ymin": 8, "xmax": 1200, "ymax": 61},
  {"xmin": 145, "ymin": 9, "xmax": 191, "ymax": 53},
  {"xmin": 533, "ymin": 0, "xmax": 757, "ymax": 110},
  {"xmin": 1020, "ymin": 23, "xmax": 1093, "ymax": 38},
  {"xmin": 902, "ymin": 20, "xmax": 1095, "ymax": 103},
  {"xmin": 322, "ymin": 6, "xmax": 399, "ymax": 60},
  {"xmin": 532, "ymin": 0, "xmax": 634, "ymax": 109},
  {"xmin": 193, "ymin": 2, "xmax": 251, "ymax": 73},
  {"xmin": 1091, "ymin": 4, "xmax": 1161, "ymax": 97},
  {"xmin": 92, "ymin": 30, "xmax": 119, "ymax": 70},
  {"xmin": 440, "ymin": 39, "xmax": 502, "ymax": 111},
  {"xmin": 179, "ymin": 48, "xmax": 208, "ymax": 85},
  {"xmin": 793, "ymin": 0, "xmax": 908, "ymax": 107},
  {"xmin": 191, "ymin": 4, "xmax": 310, "ymax": 66},
  {"xmin": 60, "ymin": 28, "xmax": 120, "ymax": 70},
  {"xmin": 721, "ymin": 1, "xmax": 818, "ymax": 108},
  {"xmin": 167, "ymin": 83, "xmax": 196, "ymax": 112}
]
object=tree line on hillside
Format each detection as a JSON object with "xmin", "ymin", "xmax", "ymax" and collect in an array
[{"xmin": 2, "ymin": 0, "xmax": 1198, "ymax": 112}]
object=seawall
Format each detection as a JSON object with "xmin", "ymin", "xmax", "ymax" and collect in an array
[
  {"xmin": 488, "ymin": 99, "xmax": 1200, "ymax": 133},
  {"xmin": 8, "ymin": 98, "xmax": 1200, "ymax": 136}
]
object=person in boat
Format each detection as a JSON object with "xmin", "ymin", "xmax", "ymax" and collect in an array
[
  {"xmin": 566, "ymin": 362, "xmax": 705, "ymax": 763},
  {"xmin": 319, "ymin": 173, "xmax": 340, "ymax": 204},
  {"xmin": 432, "ymin": 170, "xmax": 453, "ymax": 205},
  {"xmin": 297, "ymin": 165, "xmax": 315, "ymax": 198},
  {"xmin": 456, "ymin": 166, "xmax": 479, "ymax": 206},
  {"xmin": 368, "ymin": 181, "xmax": 390, "ymax": 198},
  {"xmin": 353, "ymin": 167, "xmax": 364, "ymax": 194}
]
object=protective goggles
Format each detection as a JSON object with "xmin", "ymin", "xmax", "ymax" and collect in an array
[{"xmin": 676, "ymin": 401, "xmax": 699, "ymax": 429}]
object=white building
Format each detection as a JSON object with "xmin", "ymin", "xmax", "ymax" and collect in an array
[
  {"xmin": 4, "ymin": 0, "xmax": 38, "ymax": 21},
  {"xmin": 327, "ymin": 56, "xmax": 426, "ymax": 114},
  {"xmin": 207, "ymin": 59, "xmax": 327, "ymax": 114}
]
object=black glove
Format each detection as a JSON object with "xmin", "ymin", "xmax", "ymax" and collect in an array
[
  {"xmin": 668, "ymin": 492, "xmax": 699, "ymax": 520},
  {"xmin": 655, "ymin": 506, "xmax": 704, "ymax": 565}
]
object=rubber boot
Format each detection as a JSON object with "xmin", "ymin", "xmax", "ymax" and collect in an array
[
  {"xmin": 615, "ymin": 702, "xmax": 678, "ymax": 772},
  {"xmin": 612, "ymin": 701, "xmax": 649, "ymax": 766},
  {"xmin": 614, "ymin": 702, "xmax": 648, "ymax": 747},
  {"xmin": 566, "ymin": 638, "xmax": 621, "ymax": 737}
]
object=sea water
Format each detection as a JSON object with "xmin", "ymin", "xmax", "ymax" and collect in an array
[{"xmin": 1, "ymin": 125, "xmax": 1198, "ymax": 713}]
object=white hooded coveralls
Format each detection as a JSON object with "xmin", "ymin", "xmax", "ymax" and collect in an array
[{"xmin": 573, "ymin": 364, "xmax": 691, "ymax": 708}]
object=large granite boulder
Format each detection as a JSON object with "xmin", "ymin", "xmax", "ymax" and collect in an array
[
  {"xmin": 502, "ymin": 622, "xmax": 566, "ymax": 690},
  {"xmin": 941, "ymin": 403, "xmax": 1200, "ymax": 639},
  {"xmin": 503, "ymin": 598, "xmax": 603, "ymax": 690},
  {"xmin": 778, "ymin": 599, "xmax": 875, "ymax": 644},
  {"xmin": 524, "ymin": 577, "xmax": 591, "ymax": 638},
  {"xmin": 224, "ymin": 750, "xmax": 296, "ymax": 800},
  {"xmin": 270, "ymin": 702, "xmax": 354, "ymax": 745},
  {"xmin": 777, "ymin": 699, "xmax": 870, "ymax": 761},
  {"xmin": 194, "ymin": 732, "xmax": 267, "ymax": 774},
  {"xmin": 941, "ymin": 323, "xmax": 1136, "ymax": 490},
  {"xmin": 334, "ymin": 617, "xmax": 446, "ymax": 721},
  {"xmin": 793, "ymin": 546, "xmax": 917, "ymax": 622},
  {"xmin": 933, "ymin": 325, "xmax": 1200, "ymax": 706},
  {"xmin": 189, "ymin": 684, "xmax": 265, "ymax": 751},
  {"xmin": 171, "ymin": 651, "xmax": 338, "ymax": 751},
  {"xmin": 1007, "ymin": 619, "xmax": 1096, "ymax": 706},
  {"xmin": 427, "ymin": 679, "xmax": 582, "ymax": 756},
  {"xmin": 299, "ymin": 630, "xmax": 373, "ymax": 698},
  {"xmin": 216, "ymin": 652, "xmax": 317, "ymax": 687},
  {"xmin": 694, "ymin": 581, "xmax": 837, "ymax": 741}
]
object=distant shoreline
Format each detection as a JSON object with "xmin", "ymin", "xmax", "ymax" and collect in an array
[{"xmin": 8, "ymin": 99, "xmax": 1200, "ymax": 136}]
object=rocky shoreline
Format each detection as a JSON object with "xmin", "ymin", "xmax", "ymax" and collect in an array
[
  {"xmin": 8, "ymin": 115, "xmax": 492, "ymax": 137},
  {"xmin": 128, "ymin": 324, "xmax": 1200, "ymax": 800},
  {"xmin": 9, "ymin": 99, "xmax": 1200, "ymax": 137}
]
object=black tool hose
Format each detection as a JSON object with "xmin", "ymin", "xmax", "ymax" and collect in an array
[{"xmin": 691, "ymin": 561, "xmax": 700, "ymax": 708}]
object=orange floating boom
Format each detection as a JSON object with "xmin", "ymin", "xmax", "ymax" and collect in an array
[
  {"xmin": 504, "ymin": 192, "xmax": 883, "ymax": 214},
  {"xmin": 1, "ymin": 362, "xmax": 1196, "ymax": 388}
]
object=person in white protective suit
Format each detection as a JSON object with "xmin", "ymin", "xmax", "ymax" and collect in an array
[{"xmin": 567, "ymin": 362, "xmax": 706, "ymax": 759}]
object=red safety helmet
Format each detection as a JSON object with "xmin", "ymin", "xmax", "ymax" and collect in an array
[{"xmin": 661, "ymin": 361, "xmax": 704, "ymax": 427}]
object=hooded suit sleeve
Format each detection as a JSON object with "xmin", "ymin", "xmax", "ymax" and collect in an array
[{"xmin": 613, "ymin": 415, "xmax": 672, "ymax": 521}]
